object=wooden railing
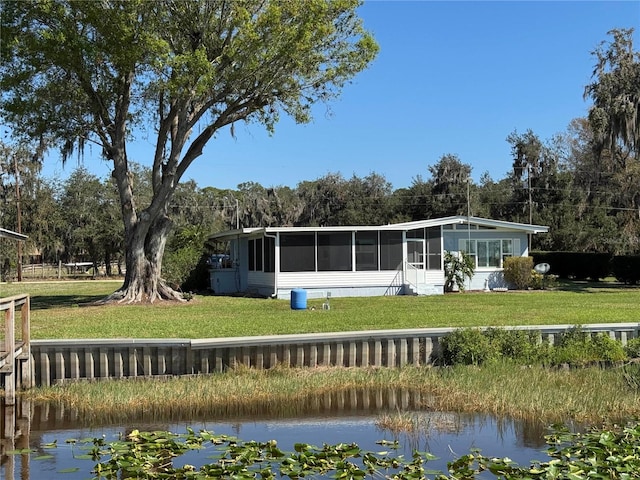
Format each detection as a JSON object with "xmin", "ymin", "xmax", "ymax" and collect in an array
[{"xmin": 0, "ymin": 294, "xmax": 32, "ymax": 405}]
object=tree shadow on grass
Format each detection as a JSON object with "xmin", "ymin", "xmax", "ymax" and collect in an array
[
  {"xmin": 29, "ymin": 294, "xmax": 110, "ymax": 310},
  {"xmin": 557, "ymin": 279, "xmax": 639, "ymax": 293}
]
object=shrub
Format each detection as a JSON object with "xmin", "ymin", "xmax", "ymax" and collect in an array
[
  {"xmin": 532, "ymin": 251, "xmax": 612, "ymax": 280},
  {"xmin": 439, "ymin": 328, "xmax": 496, "ymax": 365},
  {"xmin": 529, "ymin": 271, "xmax": 558, "ymax": 290},
  {"xmin": 590, "ymin": 333, "xmax": 627, "ymax": 363},
  {"xmin": 611, "ymin": 255, "xmax": 640, "ymax": 284},
  {"xmin": 553, "ymin": 327, "xmax": 627, "ymax": 366},
  {"xmin": 624, "ymin": 338, "xmax": 640, "ymax": 358},
  {"xmin": 484, "ymin": 328, "xmax": 552, "ymax": 365},
  {"xmin": 440, "ymin": 326, "xmax": 630, "ymax": 368},
  {"xmin": 502, "ymin": 256, "xmax": 534, "ymax": 289}
]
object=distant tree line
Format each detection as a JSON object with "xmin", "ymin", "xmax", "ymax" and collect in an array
[{"xmin": 0, "ymin": 112, "xmax": 638, "ymax": 287}]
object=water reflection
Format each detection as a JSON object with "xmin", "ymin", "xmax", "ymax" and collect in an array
[{"xmin": 2, "ymin": 388, "xmax": 553, "ymax": 480}]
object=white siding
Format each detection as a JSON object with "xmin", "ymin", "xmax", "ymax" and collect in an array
[{"xmin": 277, "ymin": 271, "xmax": 401, "ymax": 289}]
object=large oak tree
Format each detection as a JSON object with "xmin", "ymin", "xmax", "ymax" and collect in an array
[
  {"xmin": 584, "ymin": 28, "xmax": 639, "ymax": 157},
  {"xmin": 0, "ymin": 0, "xmax": 378, "ymax": 302}
]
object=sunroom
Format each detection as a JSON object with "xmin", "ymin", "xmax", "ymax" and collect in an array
[{"xmin": 206, "ymin": 216, "xmax": 548, "ymax": 299}]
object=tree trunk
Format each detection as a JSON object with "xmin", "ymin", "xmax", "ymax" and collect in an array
[{"xmin": 103, "ymin": 214, "xmax": 184, "ymax": 304}]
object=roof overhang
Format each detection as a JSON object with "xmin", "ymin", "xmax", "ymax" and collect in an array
[
  {"xmin": 207, "ymin": 216, "xmax": 549, "ymax": 242},
  {"xmin": 0, "ymin": 228, "xmax": 28, "ymax": 241}
]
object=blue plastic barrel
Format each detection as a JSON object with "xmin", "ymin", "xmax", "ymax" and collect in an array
[{"xmin": 290, "ymin": 289, "xmax": 307, "ymax": 310}]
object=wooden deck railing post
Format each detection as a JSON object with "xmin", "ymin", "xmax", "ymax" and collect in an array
[
  {"xmin": 20, "ymin": 296, "xmax": 32, "ymax": 389},
  {"xmin": 4, "ymin": 300, "xmax": 16, "ymax": 405}
]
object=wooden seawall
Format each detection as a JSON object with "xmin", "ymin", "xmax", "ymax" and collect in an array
[{"xmin": 29, "ymin": 323, "xmax": 640, "ymax": 386}]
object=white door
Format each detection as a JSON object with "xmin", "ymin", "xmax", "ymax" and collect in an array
[{"xmin": 406, "ymin": 238, "xmax": 426, "ymax": 284}]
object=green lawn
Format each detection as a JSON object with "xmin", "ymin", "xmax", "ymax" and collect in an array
[{"xmin": 1, "ymin": 280, "xmax": 639, "ymax": 339}]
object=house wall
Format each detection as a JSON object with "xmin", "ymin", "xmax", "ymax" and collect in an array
[
  {"xmin": 247, "ymin": 271, "xmax": 276, "ymax": 297},
  {"xmin": 209, "ymin": 226, "xmax": 536, "ymax": 297},
  {"xmin": 277, "ymin": 270, "xmax": 406, "ymax": 299},
  {"xmin": 209, "ymin": 237, "xmax": 247, "ymax": 294},
  {"xmin": 444, "ymin": 229, "xmax": 529, "ymax": 290}
]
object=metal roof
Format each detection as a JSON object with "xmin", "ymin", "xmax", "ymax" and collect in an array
[
  {"xmin": 0, "ymin": 228, "xmax": 27, "ymax": 241},
  {"xmin": 208, "ymin": 216, "xmax": 549, "ymax": 241}
]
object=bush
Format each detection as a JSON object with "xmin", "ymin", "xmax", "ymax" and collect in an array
[
  {"xmin": 484, "ymin": 328, "xmax": 552, "ymax": 365},
  {"xmin": 590, "ymin": 333, "xmax": 627, "ymax": 363},
  {"xmin": 439, "ymin": 328, "xmax": 496, "ymax": 365},
  {"xmin": 611, "ymin": 255, "xmax": 640, "ymax": 284},
  {"xmin": 440, "ymin": 326, "xmax": 628, "ymax": 368},
  {"xmin": 553, "ymin": 327, "xmax": 626, "ymax": 366},
  {"xmin": 624, "ymin": 338, "xmax": 640, "ymax": 358},
  {"xmin": 529, "ymin": 271, "xmax": 558, "ymax": 290},
  {"xmin": 532, "ymin": 251, "xmax": 612, "ymax": 280},
  {"xmin": 502, "ymin": 256, "xmax": 533, "ymax": 289}
]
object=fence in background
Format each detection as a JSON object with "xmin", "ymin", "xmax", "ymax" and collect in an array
[{"xmin": 5, "ymin": 262, "xmax": 123, "ymax": 281}]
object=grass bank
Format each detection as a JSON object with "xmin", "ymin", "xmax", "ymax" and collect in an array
[
  {"xmin": 2, "ymin": 280, "xmax": 640, "ymax": 339},
  {"xmin": 25, "ymin": 364, "xmax": 640, "ymax": 425}
]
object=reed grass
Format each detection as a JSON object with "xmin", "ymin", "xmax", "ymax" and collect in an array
[
  {"xmin": 2, "ymin": 280, "xmax": 640, "ymax": 339},
  {"xmin": 24, "ymin": 364, "xmax": 640, "ymax": 425}
]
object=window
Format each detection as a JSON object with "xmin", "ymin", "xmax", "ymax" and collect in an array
[
  {"xmin": 318, "ymin": 232, "xmax": 352, "ymax": 271},
  {"xmin": 248, "ymin": 239, "xmax": 255, "ymax": 271},
  {"xmin": 280, "ymin": 233, "xmax": 315, "ymax": 272},
  {"xmin": 380, "ymin": 231, "xmax": 402, "ymax": 270},
  {"xmin": 264, "ymin": 236, "xmax": 275, "ymax": 273},
  {"xmin": 248, "ymin": 238, "xmax": 263, "ymax": 271},
  {"xmin": 461, "ymin": 239, "xmax": 514, "ymax": 268},
  {"xmin": 478, "ymin": 240, "xmax": 501, "ymax": 267},
  {"xmin": 255, "ymin": 238, "xmax": 263, "ymax": 271},
  {"xmin": 425, "ymin": 227, "xmax": 442, "ymax": 270},
  {"xmin": 356, "ymin": 231, "xmax": 378, "ymax": 271},
  {"xmin": 502, "ymin": 239, "xmax": 513, "ymax": 264}
]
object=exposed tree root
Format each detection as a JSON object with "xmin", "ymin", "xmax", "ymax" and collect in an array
[{"xmin": 95, "ymin": 279, "xmax": 186, "ymax": 305}]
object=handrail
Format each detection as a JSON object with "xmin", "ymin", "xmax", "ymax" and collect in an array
[
  {"xmin": 404, "ymin": 261, "xmax": 419, "ymax": 291},
  {"xmin": 1, "ymin": 293, "xmax": 32, "ymax": 403}
]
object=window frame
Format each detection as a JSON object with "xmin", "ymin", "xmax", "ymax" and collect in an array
[{"xmin": 462, "ymin": 238, "xmax": 514, "ymax": 269}]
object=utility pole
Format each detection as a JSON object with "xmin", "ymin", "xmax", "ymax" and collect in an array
[
  {"xmin": 235, "ymin": 198, "xmax": 239, "ymax": 229},
  {"xmin": 527, "ymin": 164, "xmax": 532, "ymax": 252},
  {"xmin": 14, "ymin": 155, "xmax": 22, "ymax": 282}
]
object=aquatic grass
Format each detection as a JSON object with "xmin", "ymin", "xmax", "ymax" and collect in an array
[
  {"xmin": 25, "ymin": 364, "xmax": 640, "ymax": 425},
  {"xmin": 423, "ymin": 363, "xmax": 640, "ymax": 423},
  {"xmin": 2, "ymin": 281, "xmax": 640, "ymax": 339}
]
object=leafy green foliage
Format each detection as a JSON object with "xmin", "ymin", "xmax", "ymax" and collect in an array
[
  {"xmin": 440, "ymin": 328, "xmax": 495, "ymax": 366},
  {"xmin": 439, "ymin": 326, "xmax": 628, "ymax": 367},
  {"xmin": 1, "ymin": 0, "xmax": 379, "ymax": 302},
  {"xmin": 443, "ymin": 251, "xmax": 475, "ymax": 292},
  {"xmin": 529, "ymin": 271, "xmax": 558, "ymax": 290},
  {"xmin": 484, "ymin": 327, "xmax": 553, "ymax": 365},
  {"xmin": 554, "ymin": 327, "xmax": 627, "ymax": 366},
  {"xmin": 502, "ymin": 256, "xmax": 533, "ymax": 289},
  {"xmin": 624, "ymin": 337, "xmax": 640, "ymax": 358},
  {"xmin": 50, "ymin": 423, "xmax": 640, "ymax": 479},
  {"xmin": 163, "ymin": 224, "xmax": 211, "ymax": 291},
  {"xmin": 584, "ymin": 28, "xmax": 640, "ymax": 156}
]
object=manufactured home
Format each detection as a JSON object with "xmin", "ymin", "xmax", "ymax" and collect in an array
[{"xmin": 207, "ymin": 216, "xmax": 549, "ymax": 299}]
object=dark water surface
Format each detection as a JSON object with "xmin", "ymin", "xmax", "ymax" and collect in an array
[{"xmin": 2, "ymin": 392, "xmax": 559, "ymax": 480}]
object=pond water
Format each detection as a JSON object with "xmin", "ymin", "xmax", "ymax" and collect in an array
[{"xmin": 1, "ymin": 392, "xmax": 564, "ymax": 480}]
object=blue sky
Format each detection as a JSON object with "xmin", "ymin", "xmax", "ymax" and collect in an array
[{"xmin": 43, "ymin": 1, "xmax": 640, "ymax": 191}]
